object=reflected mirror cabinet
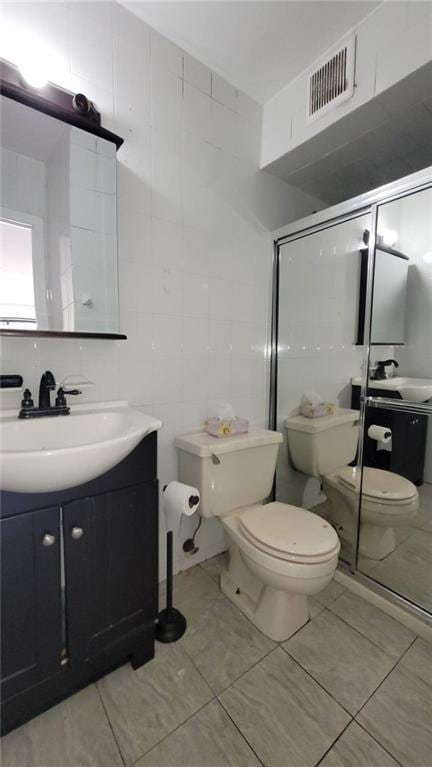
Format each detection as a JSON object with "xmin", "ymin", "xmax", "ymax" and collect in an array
[
  {"xmin": 271, "ymin": 168, "xmax": 432, "ymax": 623},
  {"xmin": 0, "ymin": 61, "xmax": 125, "ymax": 338}
]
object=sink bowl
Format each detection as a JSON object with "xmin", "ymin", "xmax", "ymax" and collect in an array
[
  {"xmin": 0, "ymin": 403, "xmax": 162, "ymax": 493},
  {"xmin": 393, "ymin": 378, "xmax": 432, "ymax": 402},
  {"xmin": 351, "ymin": 376, "xmax": 432, "ymax": 403}
]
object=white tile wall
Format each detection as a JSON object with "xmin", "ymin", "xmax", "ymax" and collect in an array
[{"xmin": 0, "ymin": 1, "xmax": 322, "ymax": 576}]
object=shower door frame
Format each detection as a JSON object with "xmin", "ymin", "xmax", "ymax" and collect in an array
[{"xmin": 270, "ymin": 165, "xmax": 432, "ymax": 626}]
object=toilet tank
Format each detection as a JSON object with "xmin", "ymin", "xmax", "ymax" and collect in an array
[
  {"xmin": 285, "ymin": 409, "xmax": 360, "ymax": 478},
  {"xmin": 174, "ymin": 428, "xmax": 283, "ymax": 518}
]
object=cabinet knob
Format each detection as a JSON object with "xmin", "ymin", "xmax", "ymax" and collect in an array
[
  {"xmin": 71, "ymin": 526, "xmax": 84, "ymax": 540},
  {"xmin": 42, "ymin": 533, "xmax": 55, "ymax": 547}
]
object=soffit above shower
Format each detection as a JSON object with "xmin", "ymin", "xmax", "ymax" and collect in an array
[
  {"xmin": 120, "ymin": 0, "xmax": 379, "ymax": 103},
  {"xmin": 264, "ymin": 61, "xmax": 432, "ymax": 207}
]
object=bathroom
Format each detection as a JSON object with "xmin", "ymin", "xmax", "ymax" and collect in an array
[{"xmin": 0, "ymin": 1, "xmax": 431, "ymax": 765}]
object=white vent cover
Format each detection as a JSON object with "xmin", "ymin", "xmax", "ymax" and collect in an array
[{"xmin": 307, "ymin": 36, "xmax": 356, "ymax": 123}]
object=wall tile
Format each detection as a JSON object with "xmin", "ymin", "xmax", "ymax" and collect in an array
[
  {"xmin": 211, "ymin": 72, "xmax": 237, "ymax": 111},
  {"xmin": 184, "ymin": 53, "xmax": 211, "ymax": 95}
]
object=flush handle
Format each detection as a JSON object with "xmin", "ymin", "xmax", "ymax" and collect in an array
[
  {"xmin": 211, "ymin": 453, "xmax": 221, "ymax": 465},
  {"xmin": 42, "ymin": 533, "xmax": 55, "ymax": 547},
  {"xmin": 71, "ymin": 526, "xmax": 84, "ymax": 540}
]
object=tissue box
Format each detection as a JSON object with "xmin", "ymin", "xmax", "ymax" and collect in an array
[
  {"xmin": 300, "ymin": 403, "xmax": 327, "ymax": 418},
  {"xmin": 205, "ymin": 417, "xmax": 249, "ymax": 438}
]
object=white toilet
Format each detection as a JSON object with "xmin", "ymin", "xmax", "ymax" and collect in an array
[
  {"xmin": 175, "ymin": 428, "xmax": 340, "ymax": 642},
  {"xmin": 285, "ymin": 408, "xmax": 419, "ymax": 561}
]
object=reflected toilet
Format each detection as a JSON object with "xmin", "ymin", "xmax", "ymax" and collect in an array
[{"xmin": 286, "ymin": 408, "xmax": 419, "ymax": 560}]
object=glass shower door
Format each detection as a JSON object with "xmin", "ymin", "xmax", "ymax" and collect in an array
[{"xmin": 275, "ymin": 213, "xmax": 370, "ymax": 567}]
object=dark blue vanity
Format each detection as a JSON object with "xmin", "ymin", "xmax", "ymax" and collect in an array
[{"xmin": 0, "ymin": 433, "xmax": 158, "ymax": 735}]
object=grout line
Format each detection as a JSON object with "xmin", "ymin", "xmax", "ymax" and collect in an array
[
  {"xmin": 354, "ymin": 632, "xmax": 418, "ymax": 719},
  {"xmin": 128, "ymin": 697, "xmax": 216, "ymax": 767},
  {"xmin": 354, "ymin": 719, "xmax": 404, "ymax": 766},
  {"xmin": 325, "ymin": 601, "xmax": 418, "ymax": 659},
  {"xmin": 217, "ymin": 697, "xmax": 265, "ymax": 766},
  {"xmin": 95, "ymin": 682, "xmax": 127, "ymax": 767},
  {"xmin": 314, "ymin": 718, "xmax": 354, "ymax": 767},
  {"xmin": 280, "ymin": 642, "xmax": 356, "ymax": 719}
]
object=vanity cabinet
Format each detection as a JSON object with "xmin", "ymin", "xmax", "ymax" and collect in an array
[
  {"xmin": 351, "ymin": 385, "xmax": 427, "ymax": 485},
  {"xmin": 1, "ymin": 507, "xmax": 62, "ymax": 701},
  {"xmin": 64, "ymin": 483, "xmax": 158, "ymax": 665},
  {"xmin": 0, "ymin": 433, "xmax": 158, "ymax": 735}
]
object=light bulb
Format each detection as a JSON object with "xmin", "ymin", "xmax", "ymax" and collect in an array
[{"xmin": 20, "ymin": 60, "xmax": 48, "ymax": 89}]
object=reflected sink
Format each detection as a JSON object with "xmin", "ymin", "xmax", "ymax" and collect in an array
[
  {"xmin": 0, "ymin": 402, "xmax": 162, "ymax": 494},
  {"xmin": 351, "ymin": 376, "xmax": 432, "ymax": 403}
]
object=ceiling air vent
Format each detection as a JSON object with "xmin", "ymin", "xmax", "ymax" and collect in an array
[{"xmin": 307, "ymin": 36, "xmax": 356, "ymax": 123}]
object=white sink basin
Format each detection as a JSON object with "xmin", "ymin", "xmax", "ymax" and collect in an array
[
  {"xmin": 351, "ymin": 376, "xmax": 432, "ymax": 403},
  {"xmin": 0, "ymin": 401, "xmax": 162, "ymax": 493}
]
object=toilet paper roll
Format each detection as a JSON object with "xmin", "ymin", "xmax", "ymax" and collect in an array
[
  {"xmin": 163, "ymin": 481, "xmax": 200, "ymax": 534},
  {"xmin": 368, "ymin": 424, "xmax": 392, "ymax": 452}
]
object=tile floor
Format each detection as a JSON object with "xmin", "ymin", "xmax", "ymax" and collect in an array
[{"xmin": 2, "ymin": 554, "xmax": 432, "ymax": 767}]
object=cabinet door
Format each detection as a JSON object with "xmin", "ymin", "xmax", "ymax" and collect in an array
[
  {"xmin": 64, "ymin": 482, "xmax": 158, "ymax": 663},
  {"xmin": 1, "ymin": 507, "xmax": 62, "ymax": 701}
]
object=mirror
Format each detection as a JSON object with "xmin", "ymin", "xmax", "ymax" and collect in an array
[
  {"xmin": 371, "ymin": 245, "xmax": 408, "ymax": 344},
  {"xmin": 0, "ymin": 95, "xmax": 120, "ymax": 335}
]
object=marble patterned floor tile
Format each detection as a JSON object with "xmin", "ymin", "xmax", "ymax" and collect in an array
[
  {"xmin": 1, "ymin": 685, "xmax": 122, "ymax": 767},
  {"xmin": 134, "ymin": 700, "xmax": 262, "ymax": 767},
  {"xmin": 313, "ymin": 579, "xmax": 346, "ymax": 608},
  {"xmin": 283, "ymin": 610, "xmax": 396, "ymax": 714},
  {"xmin": 367, "ymin": 530, "xmax": 432, "ymax": 612},
  {"xmin": 328, "ymin": 590, "xmax": 416, "ymax": 659},
  {"xmin": 220, "ymin": 647, "xmax": 350, "ymax": 767},
  {"xmin": 319, "ymin": 721, "xmax": 399, "ymax": 767},
  {"xmin": 97, "ymin": 643, "xmax": 213, "ymax": 765},
  {"xmin": 357, "ymin": 664, "xmax": 432, "ymax": 766},
  {"xmin": 199, "ymin": 551, "xmax": 229, "ymax": 583},
  {"xmin": 159, "ymin": 564, "xmax": 225, "ymax": 627},
  {"xmin": 412, "ymin": 503, "xmax": 432, "ymax": 533},
  {"xmin": 181, "ymin": 596, "xmax": 275, "ymax": 694},
  {"xmin": 399, "ymin": 636, "xmax": 432, "ymax": 687}
]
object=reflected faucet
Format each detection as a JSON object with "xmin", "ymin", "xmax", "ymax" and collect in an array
[
  {"xmin": 371, "ymin": 359, "xmax": 399, "ymax": 381},
  {"xmin": 38, "ymin": 370, "xmax": 56, "ymax": 409}
]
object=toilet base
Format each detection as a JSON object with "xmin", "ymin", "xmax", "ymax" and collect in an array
[{"xmin": 220, "ymin": 569, "xmax": 309, "ymax": 642}]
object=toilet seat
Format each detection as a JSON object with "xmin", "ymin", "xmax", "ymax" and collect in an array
[
  {"xmin": 239, "ymin": 502, "xmax": 340, "ymax": 564},
  {"xmin": 335, "ymin": 466, "xmax": 417, "ymax": 504}
]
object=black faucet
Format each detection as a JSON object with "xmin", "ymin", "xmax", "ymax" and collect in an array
[
  {"xmin": 19, "ymin": 371, "xmax": 72, "ymax": 419},
  {"xmin": 371, "ymin": 359, "xmax": 399, "ymax": 381},
  {"xmin": 38, "ymin": 370, "xmax": 56, "ymax": 409}
]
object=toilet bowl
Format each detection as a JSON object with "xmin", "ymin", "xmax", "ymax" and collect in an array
[
  {"xmin": 175, "ymin": 428, "xmax": 340, "ymax": 642},
  {"xmin": 220, "ymin": 502, "xmax": 339, "ymax": 641},
  {"xmin": 323, "ymin": 466, "xmax": 418, "ymax": 560},
  {"xmin": 286, "ymin": 408, "xmax": 419, "ymax": 561}
]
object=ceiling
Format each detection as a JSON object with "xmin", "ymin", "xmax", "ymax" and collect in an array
[{"xmin": 122, "ymin": 1, "xmax": 380, "ymax": 103}]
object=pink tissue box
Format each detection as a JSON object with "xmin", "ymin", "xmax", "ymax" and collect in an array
[{"xmin": 205, "ymin": 417, "xmax": 249, "ymax": 438}]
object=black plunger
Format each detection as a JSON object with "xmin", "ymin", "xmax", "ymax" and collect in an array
[{"xmin": 156, "ymin": 529, "xmax": 187, "ymax": 642}]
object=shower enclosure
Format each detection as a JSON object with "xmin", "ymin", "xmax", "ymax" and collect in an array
[{"xmin": 270, "ymin": 166, "xmax": 432, "ymax": 626}]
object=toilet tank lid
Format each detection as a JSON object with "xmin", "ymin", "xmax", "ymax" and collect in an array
[
  {"xmin": 174, "ymin": 427, "xmax": 283, "ymax": 458},
  {"xmin": 285, "ymin": 408, "xmax": 359, "ymax": 433}
]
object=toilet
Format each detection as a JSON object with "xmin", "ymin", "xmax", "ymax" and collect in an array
[
  {"xmin": 285, "ymin": 408, "xmax": 419, "ymax": 561},
  {"xmin": 174, "ymin": 428, "xmax": 340, "ymax": 642}
]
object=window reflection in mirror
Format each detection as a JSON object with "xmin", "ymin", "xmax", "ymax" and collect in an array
[{"xmin": 0, "ymin": 95, "xmax": 119, "ymax": 335}]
